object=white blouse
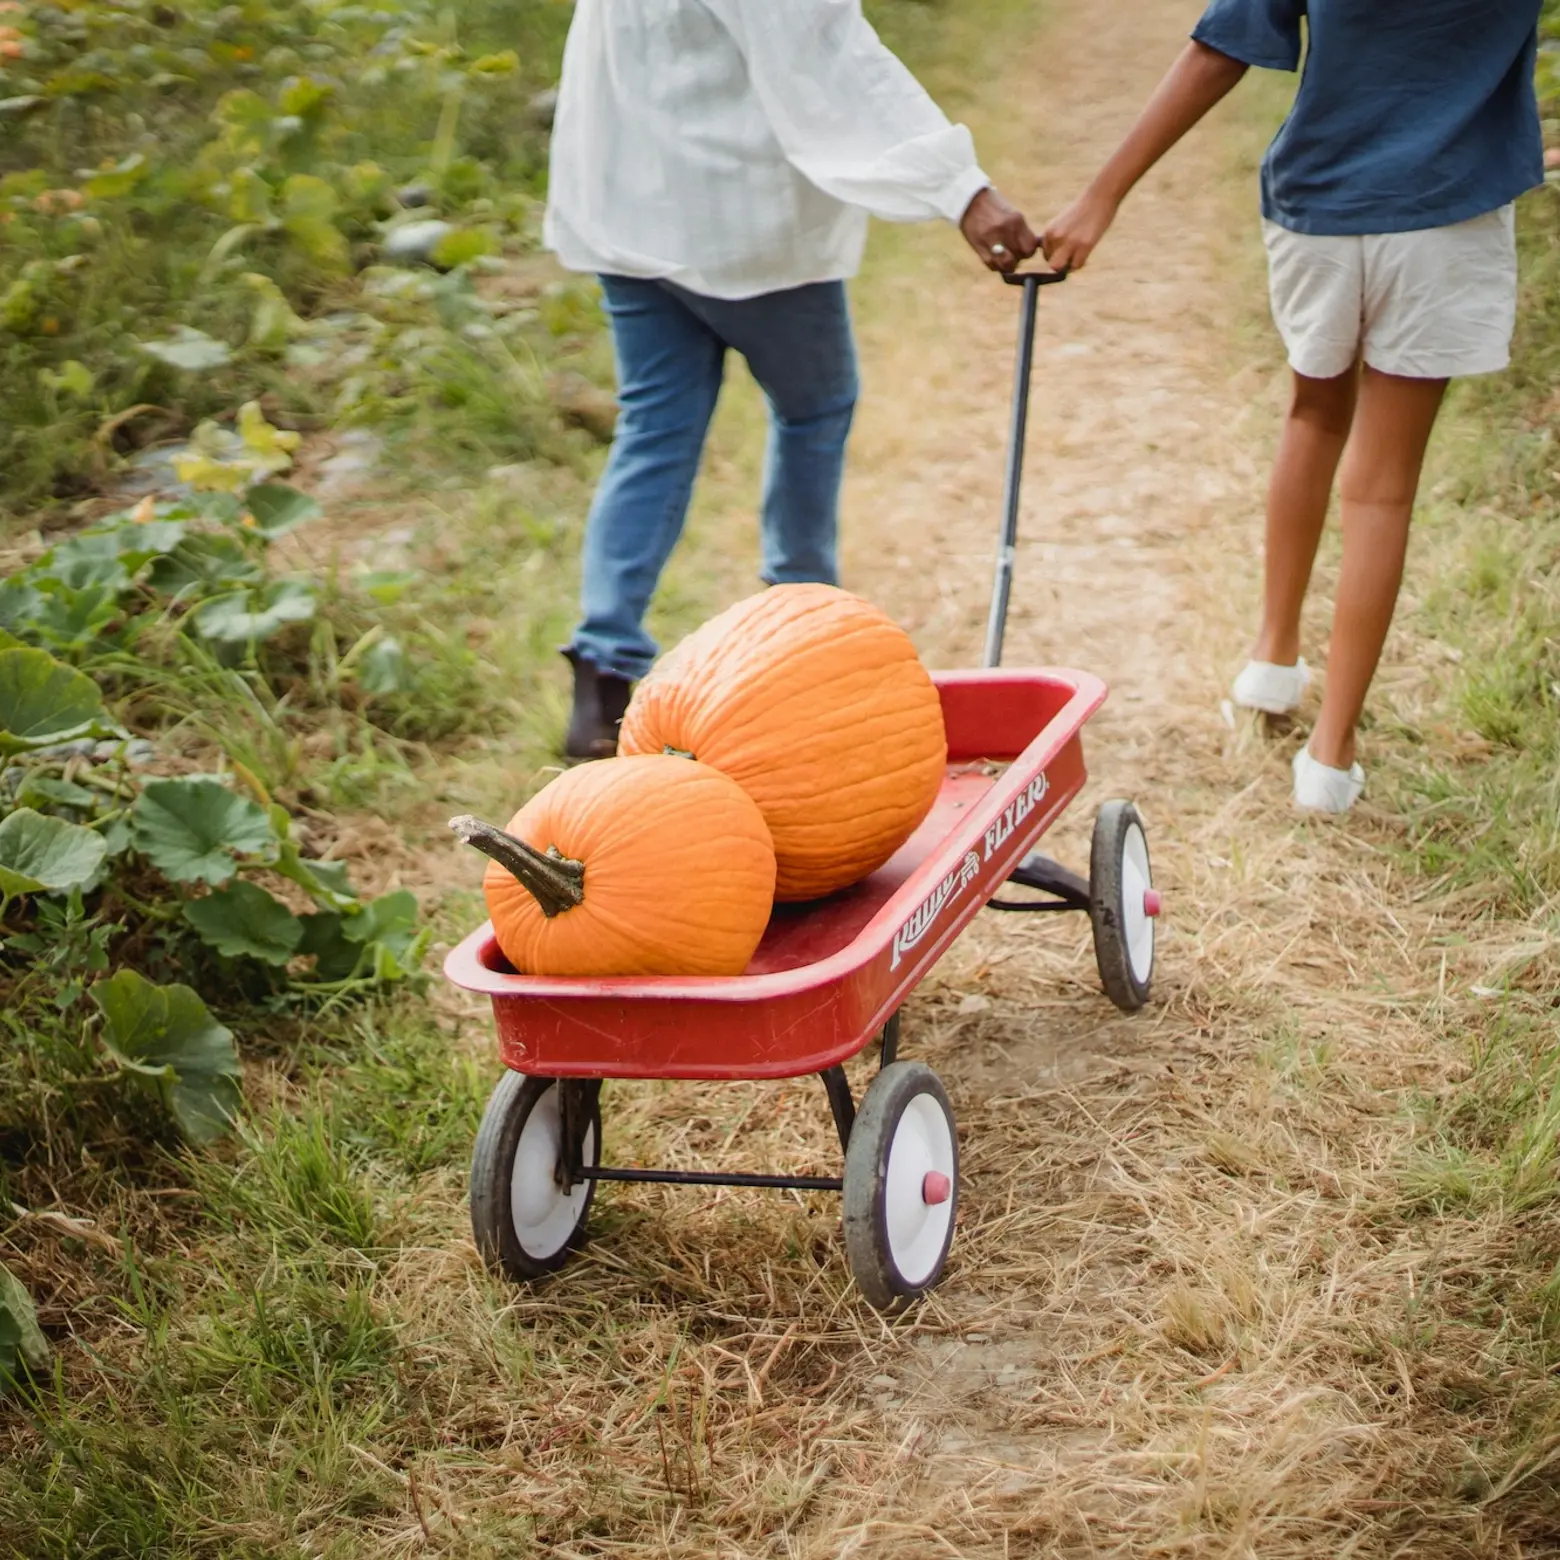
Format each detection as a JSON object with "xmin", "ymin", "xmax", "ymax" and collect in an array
[{"xmin": 544, "ymin": 0, "xmax": 990, "ymax": 300}]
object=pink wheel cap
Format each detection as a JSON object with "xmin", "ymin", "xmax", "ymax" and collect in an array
[
  {"xmin": 1143, "ymin": 889, "xmax": 1163, "ymax": 918},
  {"xmin": 922, "ymin": 1171, "xmax": 952, "ymax": 1206}
]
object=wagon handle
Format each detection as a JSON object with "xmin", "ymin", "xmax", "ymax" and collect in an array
[{"xmin": 983, "ymin": 266, "xmax": 1069, "ymax": 669}]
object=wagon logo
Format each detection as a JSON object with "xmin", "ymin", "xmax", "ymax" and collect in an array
[
  {"xmin": 891, "ymin": 852, "xmax": 982, "ymax": 970},
  {"xmin": 982, "ymin": 772, "xmax": 1050, "ymax": 862}
]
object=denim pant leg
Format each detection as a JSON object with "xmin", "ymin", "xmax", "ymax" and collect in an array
[
  {"xmin": 569, "ymin": 277, "xmax": 725, "ymax": 681},
  {"xmin": 670, "ymin": 281, "xmax": 858, "ymax": 587}
]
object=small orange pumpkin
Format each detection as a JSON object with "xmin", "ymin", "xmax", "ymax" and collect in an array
[
  {"xmin": 619, "ymin": 585, "xmax": 947, "ymax": 902},
  {"xmin": 451, "ymin": 755, "xmax": 776, "ymax": 978}
]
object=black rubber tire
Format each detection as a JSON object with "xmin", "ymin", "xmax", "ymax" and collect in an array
[
  {"xmin": 842, "ymin": 1062, "xmax": 959, "ymax": 1310},
  {"xmin": 1090, "ymin": 799, "xmax": 1154, "ymax": 1013},
  {"xmin": 470, "ymin": 1073, "xmax": 599, "ymax": 1282}
]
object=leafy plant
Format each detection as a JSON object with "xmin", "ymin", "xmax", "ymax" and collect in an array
[
  {"xmin": 0, "ymin": 0, "xmax": 578, "ymax": 516},
  {"xmin": 130, "ymin": 780, "xmax": 276, "ymax": 888},
  {"xmin": 0, "ymin": 1262, "xmax": 49, "ymax": 1391},
  {"xmin": 0, "ymin": 456, "xmax": 443, "ymax": 1148},
  {"xmin": 91, "ymin": 971, "xmax": 242, "ymax": 1145},
  {"xmin": 0, "ymin": 648, "xmax": 109, "ymax": 754},
  {"xmin": 0, "ymin": 808, "xmax": 106, "ymax": 903}
]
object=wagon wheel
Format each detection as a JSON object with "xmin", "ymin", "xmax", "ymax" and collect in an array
[
  {"xmin": 842, "ymin": 1062, "xmax": 959, "ymax": 1310},
  {"xmin": 470, "ymin": 1073, "xmax": 600, "ymax": 1282},
  {"xmin": 1089, "ymin": 799, "xmax": 1159, "ymax": 1012}
]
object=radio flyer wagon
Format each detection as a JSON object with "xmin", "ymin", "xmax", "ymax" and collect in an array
[{"xmin": 444, "ymin": 270, "xmax": 1162, "ymax": 1309}]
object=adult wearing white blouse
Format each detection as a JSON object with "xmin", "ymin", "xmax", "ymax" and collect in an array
[{"xmin": 548, "ymin": 0, "xmax": 1038, "ymax": 758}]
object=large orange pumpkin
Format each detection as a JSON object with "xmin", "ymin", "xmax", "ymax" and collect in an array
[
  {"xmin": 619, "ymin": 585, "xmax": 947, "ymax": 901},
  {"xmin": 451, "ymin": 755, "xmax": 776, "ymax": 977}
]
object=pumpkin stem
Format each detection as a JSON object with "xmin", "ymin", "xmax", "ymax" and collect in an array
[{"xmin": 448, "ymin": 815, "xmax": 585, "ymax": 919}]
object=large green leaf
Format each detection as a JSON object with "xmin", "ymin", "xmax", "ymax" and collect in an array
[
  {"xmin": 349, "ymin": 890, "xmax": 427, "ymax": 982},
  {"xmin": 226, "ymin": 167, "xmax": 273, "ymax": 225},
  {"xmin": 46, "ymin": 518, "xmax": 189, "ymax": 586},
  {"xmin": 281, "ymin": 174, "xmax": 349, "ymax": 269},
  {"xmin": 299, "ymin": 857, "xmax": 352, "ymax": 898},
  {"xmin": 92, "ymin": 970, "xmax": 242, "ymax": 1145},
  {"xmin": 0, "ymin": 809, "xmax": 108, "ymax": 898},
  {"xmin": 28, "ymin": 583, "xmax": 119, "ymax": 652},
  {"xmin": 38, "ymin": 531, "xmax": 130, "ymax": 591},
  {"xmin": 430, "ymin": 227, "xmax": 499, "ymax": 270},
  {"xmin": 190, "ymin": 580, "xmax": 316, "ymax": 644},
  {"xmin": 83, "ymin": 153, "xmax": 148, "ymax": 201},
  {"xmin": 146, "ymin": 532, "xmax": 264, "ymax": 598},
  {"xmin": 244, "ymin": 483, "xmax": 321, "ymax": 539},
  {"xmin": 299, "ymin": 891, "xmax": 424, "ymax": 984},
  {"xmin": 0, "ymin": 648, "xmax": 107, "ymax": 756},
  {"xmin": 184, "ymin": 880, "xmax": 303, "ymax": 964},
  {"xmin": 274, "ymin": 839, "xmax": 356, "ymax": 910},
  {"xmin": 139, "ymin": 326, "xmax": 233, "ymax": 373},
  {"xmin": 0, "ymin": 580, "xmax": 43, "ymax": 639},
  {"xmin": 341, "ymin": 888, "xmax": 419, "ymax": 950},
  {"xmin": 38, "ymin": 358, "xmax": 94, "ymax": 399},
  {"xmin": 298, "ymin": 911, "xmax": 361, "ymax": 981},
  {"xmin": 131, "ymin": 778, "xmax": 277, "ymax": 886},
  {"xmin": 0, "ymin": 1263, "xmax": 49, "ymax": 1389},
  {"xmin": 14, "ymin": 774, "xmax": 96, "ymax": 811}
]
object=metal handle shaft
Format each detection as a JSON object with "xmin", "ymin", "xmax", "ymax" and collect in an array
[{"xmin": 982, "ymin": 267, "xmax": 1067, "ymax": 668}]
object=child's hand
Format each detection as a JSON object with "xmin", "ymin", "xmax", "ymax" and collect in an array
[{"xmin": 1042, "ymin": 189, "xmax": 1120, "ymax": 273}]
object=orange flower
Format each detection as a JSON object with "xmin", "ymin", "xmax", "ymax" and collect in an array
[
  {"xmin": 131, "ymin": 496, "xmax": 156, "ymax": 524},
  {"xmin": 231, "ymin": 44, "xmax": 252, "ymax": 60},
  {"xmin": 41, "ymin": 316, "xmax": 58, "ymax": 335}
]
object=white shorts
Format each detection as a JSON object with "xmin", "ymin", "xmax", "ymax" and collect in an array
[{"xmin": 1263, "ymin": 206, "xmax": 1518, "ymax": 381}]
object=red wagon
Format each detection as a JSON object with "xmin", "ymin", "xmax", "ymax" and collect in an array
[{"xmin": 444, "ymin": 271, "xmax": 1161, "ymax": 1308}]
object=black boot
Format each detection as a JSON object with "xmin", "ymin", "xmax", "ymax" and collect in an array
[{"xmin": 563, "ymin": 649, "xmax": 634, "ymax": 761}]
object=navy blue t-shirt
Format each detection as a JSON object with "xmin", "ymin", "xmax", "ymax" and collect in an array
[{"xmin": 1193, "ymin": 0, "xmax": 1544, "ymax": 235}]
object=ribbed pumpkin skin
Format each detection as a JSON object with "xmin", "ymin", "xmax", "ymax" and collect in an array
[
  {"xmin": 619, "ymin": 585, "xmax": 947, "ymax": 901},
  {"xmin": 485, "ymin": 755, "xmax": 776, "ymax": 978}
]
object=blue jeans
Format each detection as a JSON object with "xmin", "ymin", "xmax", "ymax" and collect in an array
[{"xmin": 569, "ymin": 275, "xmax": 859, "ymax": 681}]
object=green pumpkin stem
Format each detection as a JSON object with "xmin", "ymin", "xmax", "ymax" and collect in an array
[{"xmin": 448, "ymin": 814, "xmax": 585, "ymax": 919}]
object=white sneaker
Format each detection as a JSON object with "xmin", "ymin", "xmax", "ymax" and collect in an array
[
  {"xmin": 1232, "ymin": 658, "xmax": 1311, "ymax": 715},
  {"xmin": 1292, "ymin": 746, "xmax": 1364, "ymax": 814}
]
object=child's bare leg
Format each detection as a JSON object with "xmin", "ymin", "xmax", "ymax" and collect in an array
[
  {"xmin": 1253, "ymin": 366, "xmax": 1358, "ymax": 665},
  {"xmin": 1308, "ymin": 366, "xmax": 1448, "ymax": 769}
]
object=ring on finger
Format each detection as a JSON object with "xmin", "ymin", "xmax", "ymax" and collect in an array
[{"xmin": 989, "ymin": 242, "xmax": 1008, "ymax": 258}]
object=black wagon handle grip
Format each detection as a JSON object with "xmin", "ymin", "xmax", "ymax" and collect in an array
[
  {"xmin": 1000, "ymin": 264, "xmax": 1070, "ymax": 287},
  {"xmin": 982, "ymin": 267, "xmax": 1067, "ymax": 669}
]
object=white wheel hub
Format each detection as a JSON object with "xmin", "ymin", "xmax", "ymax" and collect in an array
[
  {"xmin": 510, "ymin": 1084, "xmax": 594, "ymax": 1260},
  {"xmin": 1119, "ymin": 822, "xmax": 1155, "ymax": 986},
  {"xmin": 883, "ymin": 1093, "xmax": 956, "ymax": 1286}
]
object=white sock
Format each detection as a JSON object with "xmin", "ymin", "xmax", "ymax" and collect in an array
[
  {"xmin": 1232, "ymin": 658, "xmax": 1311, "ymax": 715},
  {"xmin": 1292, "ymin": 746, "xmax": 1364, "ymax": 814}
]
